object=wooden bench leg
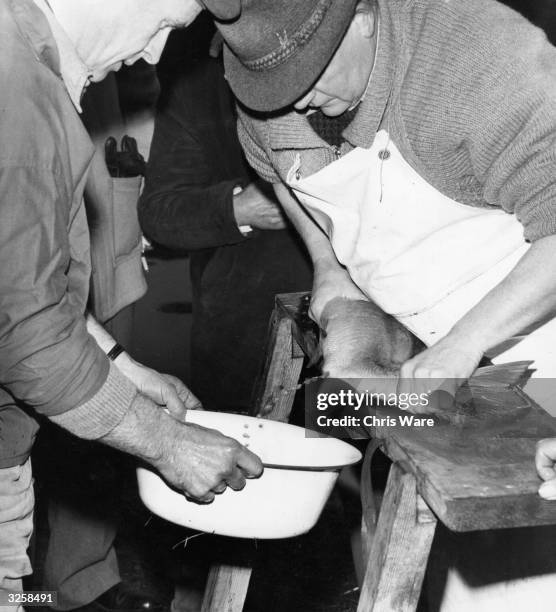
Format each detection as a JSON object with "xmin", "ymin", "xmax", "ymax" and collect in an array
[
  {"xmin": 202, "ymin": 303, "xmax": 304, "ymax": 611},
  {"xmin": 358, "ymin": 464, "xmax": 437, "ymax": 612},
  {"xmin": 201, "ymin": 564, "xmax": 252, "ymax": 612},
  {"xmin": 252, "ymin": 307, "xmax": 304, "ymax": 421}
]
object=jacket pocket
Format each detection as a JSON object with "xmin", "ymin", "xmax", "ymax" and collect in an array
[{"xmin": 112, "ymin": 176, "xmax": 143, "ymax": 259}]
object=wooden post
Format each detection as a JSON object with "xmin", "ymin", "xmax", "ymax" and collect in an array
[
  {"xmin": 357, "ymin": 463, "xmax": 437, "ymax": 612},
  {"xmin": 201, "ymin": 564, "xmax": 252, "ymax": 612},
  {"xmin": 252, "ymin": 307, "xmax": 304, "ymax": 421},
  {"xmin": 202, "ymin": 299, "xmax": 305, "ymax": 611}
]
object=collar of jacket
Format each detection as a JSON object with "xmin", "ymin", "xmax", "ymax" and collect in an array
[{"xmin": 11, "ymin": 0, "xmax": 89, "ymax": 112}]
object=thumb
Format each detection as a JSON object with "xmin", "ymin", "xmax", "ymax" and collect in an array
[
  {"xmin": 161, "ymin": 374, "xmax": 203, "ymax": 414},
  {"xmin": 162, "ymin": 385, "xmax": 188, "ymax": 422},
  {"xmin": 237, "ymin": 446, "xmax": 264, "ymax": 479}
]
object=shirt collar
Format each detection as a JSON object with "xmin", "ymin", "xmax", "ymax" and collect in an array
[{"xmin": 33, "ymin": 0, "xmax": 90, "ymax": 112}]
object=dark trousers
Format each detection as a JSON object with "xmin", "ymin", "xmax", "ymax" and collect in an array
[
  {"xmin": 39, "ymin": 307, "xmax": 134, "ymax": 609},
  {"xmin": 190, "ymin": 227, "xmax": 312, "ymax": 413}
]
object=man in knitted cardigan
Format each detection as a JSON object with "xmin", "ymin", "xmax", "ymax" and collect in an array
[
  {"xmin": 223, "ymin": 0, "xmax": 556, "ymax": 400},
  {"xmin": 215, "ymin": 0, "xmax": 556, "ymax": 609}
]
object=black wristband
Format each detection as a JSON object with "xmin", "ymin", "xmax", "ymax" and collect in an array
[{"xmin": 107, "ymin": 343, "xmax": 125, "ymax": 361}]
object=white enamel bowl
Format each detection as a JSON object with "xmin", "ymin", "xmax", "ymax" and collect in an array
[{"xmin": 136, "ymin": 410, "xmax": 362, "ymax": 539}]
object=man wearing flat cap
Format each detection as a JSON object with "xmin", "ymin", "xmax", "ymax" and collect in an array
[
  {"xmin": 0, "ymin": 1, "xmax": 263, "ymax": 608},
  {"xmin": 215, "ymin": 0, "xmax": 556, "ymax": 608}
]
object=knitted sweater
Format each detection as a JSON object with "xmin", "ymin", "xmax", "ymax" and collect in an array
[{"xmin": 237, "ymin": 0, "xmax": 556, "ymax": 242}]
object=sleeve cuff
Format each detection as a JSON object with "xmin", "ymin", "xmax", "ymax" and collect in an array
[
  {"xmin": 49, "ymin": 362, "xmax": 137, "ymax": 439},
  {"xmin": 218, "ymin": 181, "xmax": 251, "ymax": 244},
  {"xmin": 523, "ymin": 214, "xmax": 556, "ymax": 243}
]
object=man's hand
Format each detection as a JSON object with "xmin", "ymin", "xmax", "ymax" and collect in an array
[
  {"xmin": 396, "ymin": 234, "xmax": 556, "ymax": 414},
  {"xmin": 233, "ymin": 182, "xmax": 287, "ymax": 230},
  {"xmin": 536, "ymin": 438, "xmax": 556, "ymax": 500},
  {"xmin": 397, "ymin": 333, "xmax": 483, "ymax": 413},
  {"xmin": 84, "ymin": 314, "xmax": 201, "ymax": 420},
  {"xmin": 102, "ymin": 395, "xmax": 263, "ymax": 502},
  {"xmin": 155, "ymin": 419, "xmax": 263, "ymax": 502},
  {"xmin": 115, "ymin": 353, "xmax": 202, "ymax": 422}
]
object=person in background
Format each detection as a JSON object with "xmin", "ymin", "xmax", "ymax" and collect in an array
[
  {"xmin": 0, "ymin": 1, "xmax": 262, "ymax": 610},
  {"xmin": 139, "ymin": 19, "xmax": 312, "ymax": 414}
]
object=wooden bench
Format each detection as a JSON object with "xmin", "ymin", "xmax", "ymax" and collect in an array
[{"xmin": 202, "ymin": 292, "xmax": 556, "ymax": 612}]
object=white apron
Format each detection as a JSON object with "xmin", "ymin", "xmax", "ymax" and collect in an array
[
  {"xmin": 287, "ymin": 130, "xmax": 556, "ymax": 611},
  {"xmin": 287, "ymin": 130, "xmax": 556, "ymax": 413}
]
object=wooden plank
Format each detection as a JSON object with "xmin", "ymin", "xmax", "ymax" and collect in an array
[
  {"xmin": 357, "ymin": 463, "xmax": 437, "ymax": 612},
  {"xmin": 365, "ymin": 380, "xmax": 556, "ymax": 531},
  {"xmin": 201, "ymin": 564, "xmax": 252, "ymax": 612},
  {"xmin": 378, "ymin": 425, "xmax": 556, "ymax": 531},
  {"xmin": 252, "ymin": 303, "xmax": 304, "ymax": 421}
]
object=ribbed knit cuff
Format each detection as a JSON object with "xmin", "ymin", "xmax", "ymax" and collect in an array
[
  {"xmin": 50, "ymin": 362, "xmax": 137, "ymax": 440},
  {"xmin": 523, "ymin": 215, "xmax": 556, "ymax": 243}
]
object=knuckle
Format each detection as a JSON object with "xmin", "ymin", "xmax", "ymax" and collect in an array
[
  {"xmin": 219, "ymin": 465, "xmax": 235, "ymax": 480},
  {"xmin": 218, "ymin": 451, "xmax": 237, "ymax": 469},
  {"xmin": 226, "ymin": 438, "xmax": 241, "ymax": 453}
]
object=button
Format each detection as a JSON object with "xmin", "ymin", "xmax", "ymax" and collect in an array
[{"xmin": 378, "ymin": 149, "xmax": 390, "ymax": 160}]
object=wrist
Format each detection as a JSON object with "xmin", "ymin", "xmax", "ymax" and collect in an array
[
  {"xmin": 107, "ymin": 342, "xmax": 125, "ymax": 361},
  {"xmin": 111, "ymin": 350, "xmax": 136, "ymax": 375},
  {"xmin": 103, "ymin": 393, "xmax": 168, "ymax": 464},
  {"xmin": 441, "ymin": 326, "xmax": 486, "ymax": 360}
]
